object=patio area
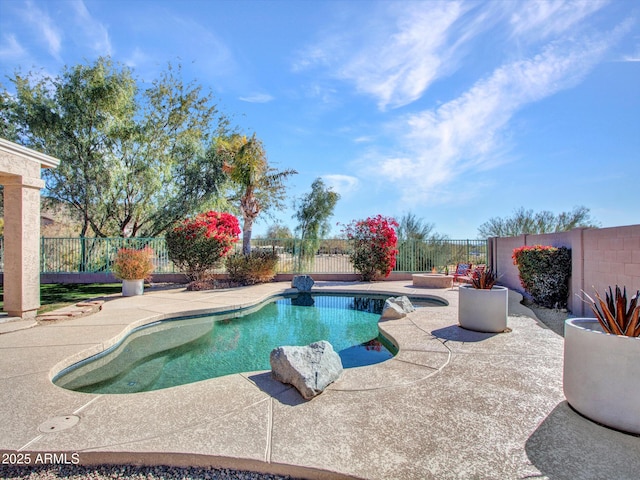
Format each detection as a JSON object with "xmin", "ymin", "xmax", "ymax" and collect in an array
[{"xmin": 1, "ymin": 281, "xmax": 639, "ymax": 479}]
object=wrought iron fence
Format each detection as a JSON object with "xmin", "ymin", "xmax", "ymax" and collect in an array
[{"xmin": 0, "ymin": 237, "xmax": 487, "ymax": 275}]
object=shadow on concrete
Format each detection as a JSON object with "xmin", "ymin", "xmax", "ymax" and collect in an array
[
  {"xmin": 525, "ymin": 402, "xmax": 640, "ymax": 480},
  {"xmin": 430, "ymin": 324, "xmax": 498, "ymax": 342},
  {"xmin": 246, "ymin": 372, "xmax": 307, "ymax": 407}
]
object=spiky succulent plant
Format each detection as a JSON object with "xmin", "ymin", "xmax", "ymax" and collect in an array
[
  {"xmin": 583, "ymin": 286, "xmax": 640, "ymax": 337},
  {"xmin": 471, "ymin": 268, "xmax": 498, "ymax": 290}
]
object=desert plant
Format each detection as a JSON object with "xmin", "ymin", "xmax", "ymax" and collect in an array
[
  {"xmin": 111, "ymin": 247, "xmax": 154, "ymax": 280},
  {"xmin": 166, "ymin": 211, "xmax": 240, "ymax": 281},
  {"xmin": 512, "ymin": 245, "xmax": 571, "ymax": 308},
  {"xmin": 471, "ymin": 268, "xmax": 498, "ymax": 289},
  {"xmin": 582, "ymin": 286, "xmax": 640, "ymax": 337},
  {"xmin": 225, "ymin": 250, "xmax": 279, "ymax": 285},
  {"xmin": 341, "ymin": 215, "xmax": 399, "ymax": 281}
]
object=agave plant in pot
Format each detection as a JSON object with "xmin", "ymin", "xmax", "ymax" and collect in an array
[
  {"xmin": 458, "ymin": 268, "xmax": 509, "ymax": 333},
  {"xmin": 564, "ymin": 286, "xmax": 640, "ymax": 434},
  {"xmin": 111, "ymin": 247, "xmax": 155, "ymax": 296}
]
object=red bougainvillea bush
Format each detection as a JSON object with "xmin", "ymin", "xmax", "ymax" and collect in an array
[
  {"xmin": 512, "ymin": 245, "xmax": 571, "ymax": 308},
  {"xmin": 342, "ymin": 215, "xmax": 399, "ymax": 281},
  {"xmin": 166, "ymin": 211, "xmax": 241, "ymax": 281}
]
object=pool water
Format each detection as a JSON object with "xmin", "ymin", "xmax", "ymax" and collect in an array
[{"xmin": 53, "ymin": 294, "xmax": 434, "ymax": 394}]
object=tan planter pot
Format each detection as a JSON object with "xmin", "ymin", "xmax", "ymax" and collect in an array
[
  {"xmin": 122, "ymin": 279, "xmax": 144, "ymax": 296},
  {"xmin": 563, "ymin": 318, "xmax": 640, "ymax": 434},
  {"xmin": 458, "ymin": 285, "xmax": 508, "ymax": 333},
  {"xmin": 412, "ymin": 274, "xmax": 453, "ymax": 288}
]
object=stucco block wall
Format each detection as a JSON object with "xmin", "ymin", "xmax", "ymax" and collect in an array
[
  {"xmin": 491, "ymin": 224, "xmax": 640, "ymax": 316},
  {"xmin": 581, "ymin": 225, "xmax": 640, "ymax": 316}
]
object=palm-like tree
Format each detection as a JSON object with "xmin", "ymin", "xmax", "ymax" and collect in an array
[{"xmin": 218, "ymin": 133, "xmax": 297, "ymax": 254}]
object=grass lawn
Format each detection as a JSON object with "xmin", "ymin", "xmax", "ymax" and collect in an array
[{"xmin": 0, "ymin": 283, "xmax": 123, "ymax": 315}]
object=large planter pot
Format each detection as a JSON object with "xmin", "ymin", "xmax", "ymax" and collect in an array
[
  {"xmin": 563, "ymin": 318, "xmax": 640, "ymax": 434},
  {"xmin": 458, "ymin": 285, "xmax": 508, "ymax": 333},
  {"xmin": 122, "ymin": 279, "xmax": 144, "ymax": 297}
]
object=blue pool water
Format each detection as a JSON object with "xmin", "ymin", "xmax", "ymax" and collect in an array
[{"xmin": 53, "ymin": 294, "xmax": 441, "ymax": 394}]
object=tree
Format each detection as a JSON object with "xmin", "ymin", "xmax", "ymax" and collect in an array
[
  {"xmin": 3, "ymin": 57, "xmax": 230, "ymax": 238},
  {"xmin": 264, "ymin": 223, "xmax": 293, "ymax": 239},
  {"xmin": 477, "ymin": 206, "xmax": 599, "ymax": 238},
  {"xmin": 217, "ymin": 133, "xmax": 297, "ymax": 254},
  {"xmin": 6, "ymin": 58, "xmax": 137, "ymax": 237},
  {"xmin": 397, "ymin": 213, "xmax": 435, "ymax": 242},
  {"xmin": 0, "ymin": 86, "xmax": 19, "ymax": 142},
  {"xmin": 395, "ymin": 213, "xmax": 448, "ymax": 271},
  {"xmin": 294, "ymin": 178, "xmax": 340, "ymax": 267},
  {"xmin": 128, "ymin": 64, "xmax": 230, "ymax": 236}
]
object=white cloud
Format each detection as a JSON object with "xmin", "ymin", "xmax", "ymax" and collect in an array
[
  {"xmin": 366, "ymin": 24, "xmax": 630, "ymax": 205},
  {"xmin": 124, "ymin": 47, "xmax": 150, "ymax": 68},
  {"xmin": 239, "ymin": 93, "xmax": 274, "ymax": 103},
  {"xmin": 321, "ymin": 174, "xmax": 360, "ymax": 196},
  {"xmin": 0, "ymin": 34, "xmax": 26, "ymax": 60},
  {"xmin": 294, "ymin": 1, "xmax": 477, "ymax": 110},
  {"xmin": 619, "ymin": 44, "xmax": 640, "ymax": 62},
  {"xmin": 510, "ymin": 0, "xmax": 609, "ymax": 40},
  {"xmin": 292, "ymin": 43, "xmax": 336, "ymax": 72},
  {"xmin": 70, "ymin": 0, "xmax": 112, "ymax": 55},
  {"xmin": 341, "ymin": 2, "xmax": 467, "ymax": 110},
  {"xmin": 23, "ymin": 0, "xmax": 62, "ymax": 60}
]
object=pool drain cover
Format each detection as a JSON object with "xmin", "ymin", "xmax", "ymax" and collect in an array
[{"xmin": 38, "ymin": 415, "xmax": 80, "ymax": 433}]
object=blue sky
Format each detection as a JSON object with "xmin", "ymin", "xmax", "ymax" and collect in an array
[{"xmin": 1, "ymin": 0, "xmax": 638, "ymax": 238}]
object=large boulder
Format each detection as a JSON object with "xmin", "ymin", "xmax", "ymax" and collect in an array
[
  {"xmin": 270, "ymin": 340, "xmax": 343, "ymax": 399},
  {"xmin": 380, "ymin": 296, "xmax": 416, "ymax": 320},
  {"xmin": 291, "ymin": 275, "xmax": 314, "ymax": 292}
]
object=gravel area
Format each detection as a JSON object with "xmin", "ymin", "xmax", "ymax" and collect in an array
[
  {"xmin": 526, "ymin": 303, "xmax": 571, "ymax": 336},
  {"xmin": 0, "ymin": 465, "xmax": 302, "ymax": 480}
]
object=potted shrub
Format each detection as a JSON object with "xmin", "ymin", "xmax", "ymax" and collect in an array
[
  {"xmin": 458, "ymin": 268, "xmax": 509, "ymax": 333},
  {"xmin": 111, "ymin": 247, "xmax": 155, "ymax": 296},
  {"xmin": 564, "ymin": 286, "xmax": 640, "ymax": 434}
]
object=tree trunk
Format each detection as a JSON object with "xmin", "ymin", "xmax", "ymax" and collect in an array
[{"xmin": 242, "ymin": 215, "xmax": 252, "ymax": 255}]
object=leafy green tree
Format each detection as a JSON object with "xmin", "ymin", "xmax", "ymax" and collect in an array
[
  {"xmin": 294, "ymin": 178, "xmax": 340, "ymax": 267},
  {"xmin": 477, "ymin": 206, "xmax": 599, "ymax": 238},
  {"xmin": 264, "ymin": 223, "xmax": 293, "ymax": 239},
  {"xmin": 2, "ymin": 57, "xmax": 230, "ymax": 238},
  {"xmin": 6, "ymin": 58, "xmax": 136, "ymax": 237},
  {"xmin": 397, "ymin": 213, "xmax": 435, "ymax": 241},
  {"xmin": 0, "ymin": 87, "xmax": 19, "ymax": 142},
  {"xmin": 217, "ymin": 133, "xmax": 297, "ymax": 254}
]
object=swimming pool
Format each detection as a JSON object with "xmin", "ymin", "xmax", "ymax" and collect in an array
[{"xmin": 53, "ymin": 293, "xmax": 443, "ymax": 394}]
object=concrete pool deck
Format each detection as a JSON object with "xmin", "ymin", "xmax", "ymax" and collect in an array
[{"xmin": 1, "ymin": 281, "xmax": 639, "ymax": 479}]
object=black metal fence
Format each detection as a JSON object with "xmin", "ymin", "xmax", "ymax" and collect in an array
[{"xmin": 0, "ymin": 237, "xmax": 487, "ymax": 275}]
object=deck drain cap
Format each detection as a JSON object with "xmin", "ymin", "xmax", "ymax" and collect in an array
[{"xmin": 38, "ymin": 415, "xmax": 80, "ymax": 433}]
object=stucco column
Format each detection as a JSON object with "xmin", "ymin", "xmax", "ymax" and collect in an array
[
  {"xmin": 3, "ymin": 175, "xmax": 45, "ymax": 318},
  {"xmin": 568, "ymin": 227, "xmax": 586, "ymax": 316}
]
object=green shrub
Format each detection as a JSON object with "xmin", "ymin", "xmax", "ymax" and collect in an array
[
  {"xmin": 225, "ymin": 250, "xmax": 279, "ymax": 285},
  {"xmin": 512, "ymin": 245, "xmax": 571, "ymax": 308}
]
